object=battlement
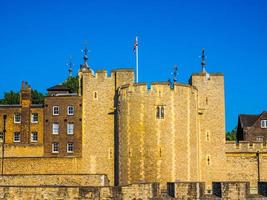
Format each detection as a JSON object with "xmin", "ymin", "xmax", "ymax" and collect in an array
[
  {"xmin": 120, "ymin": 82, "xmax": 196, "ymax": 96},
  {"xmin": 225, "ymin": 141, "xmax": 267, "ymax": 154},
  {"xmin": 82, "ymin": 68, "xmax": 134, "ymax": 79}
]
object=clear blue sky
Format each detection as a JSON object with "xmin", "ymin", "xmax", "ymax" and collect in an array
[{"xmin": 0, "ymin": 0, "xmax": 266, "ymax": 131}]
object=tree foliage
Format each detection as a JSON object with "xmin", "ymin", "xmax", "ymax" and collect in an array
[
  {"xmin": 0, "ymin": 91, "xmax": 20, "ymax": 104},
  {"xmin": 62, "ymin": 76, "xmax": 79, "ymax": 93},
  {"xmin": 226, "ymin": 127, "xmax": 237, "ymax": 141},
  {"xmin": 0, "ymin": 89, "xmax": 45, "ymax": 105},
  {"xmin": 31, "ymin": 89, "xmax": 45, "ymax": 104}
]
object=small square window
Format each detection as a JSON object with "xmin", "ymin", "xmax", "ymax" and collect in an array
[
  {"xmin": 261, "ymin": 120, "xmax": 267, "ymax": 128},
  {"xmin": 256, "ymin": 136, "xmax": 264, "ymax": 142},
  {"xmin": 156, "ymin": 106, "xmax": 164, "ymax": 119},
  {"xmin": 14, "ymin": 113, "xmax": 21, "ymax": 123},
  {"xmin": 52, "ymin": 123, "xmax": 59, "ymax": 134},
  {"xmin": 67, "ymin": 143, "xmax": 74, "ymax": 153},
  {"xmin": 53, "ymin": 106, "xmax": 59, "ymax": 115},
  {"xmin": 67, "ymin": 123, "xmax": 74, "ymax": 135},
  {"xmin": 31, "ymin": 113, "xmax": 38, "ymax": 123},
  {"xmin": 14, "ymin": 132, "xmax": 20, "ymax": 142},
  {"xmin": 31, "ymin": 132, "xmax": 38, "ymax": 142},
  {"xmin": 52, "ymin": 142, "xmax": 59, "ymax": 153},
  {"xmin": 67, "ymin": 106, "xmax": 74, "ymax": 115}
]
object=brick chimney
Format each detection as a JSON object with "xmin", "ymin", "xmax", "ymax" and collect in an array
[{"xmin": 20, "ymin": 81, "xmax": 32, "ymax": 144}]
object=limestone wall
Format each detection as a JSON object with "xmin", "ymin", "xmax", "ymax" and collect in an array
[
  {"xmin": 118, "ymin": 83, "xmax": 199, "ymax": 186},
  {"xmin": 190, "ymin": 73, "xmax": 226, "ymax": 191},
  {"xmin": 79, "ymin": 69, "xmax": 134, "ymax": 186},
  {"xmin": 0, "ymin": 174, "xmax": 109, "ymax": 186},
  {"xmin": 0, "ymin": 186, "xmax": 118, "ymax": 200}
]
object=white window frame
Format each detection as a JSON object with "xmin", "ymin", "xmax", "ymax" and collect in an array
[
  {"xmin": 14, "ymin": 132, "xmax": 20, "ymax": 142},
  {"xmin": 14, "ymin": 113, "xmax": 21, "ymax": 123},
  {"xmin": 52, "ymin": 142, "xmax": 59, "ymax": 153},
  {"xmin": 261, "ymin": 120, "xmax": 267, "ymax": 128},
  {"xmin": 52, "ymin": 123, "xmax": 59, "ymax": 134},
  {"xmin": 67, "ymin": 123, "xmax": 74, "ymax": 135},
  {"xmin": 256, "ymin": 136, "xmax": 264, "ymax": 142},
  {"xmin": 53, "ymin": 106, "xmax": 59, "ymax": 115},
  {"xmin": 31, "ymin": 132, "xmax": 38, "ymax": 142},
  {"xmin": 31, "ymin": 113, "xmax": 38, "ymax": 123},
  {"xmin": 67, "ymin": 106, "xmax": 74, "ymax": 116},
  {"xmin": 67, "ymin": 143, "xmax": 74, "ymax": 153}
]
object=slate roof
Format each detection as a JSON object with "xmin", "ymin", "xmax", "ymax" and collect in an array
[
  {"xmin": 47, "ymin": 85, "xmax": 70, "ymax": 91},
  {"xmin": 239, "ymin": 114, "xmax": 259, "ymax": 128}
]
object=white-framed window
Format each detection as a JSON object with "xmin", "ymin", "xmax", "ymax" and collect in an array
[
  {"xmin": 52, "ymin": 142, "xmax": 59, "ymax": 153},
  {"xmin": 261, "ymin": 120, "xmax": 267, "ymax": 128},
  {"xmin": 67, "ymin": 106, "xmax": 74, "ymax": 115},
  {"xmin": 256, "ymin": 136, "xmax": 264, "ymax": 142},
  {"xmin": 67, "ymin": 123, "xmax": 74, "ymax": 135},
  {"xmin": 14, "ymin": 113, "xmax": 21, "ymax": 123},
  {"xmin": 14, "ymin": 132, "xmax": 20, "ymax": 142},
  {"xmin": 67, "ymin": 143, "xmax": 74, "ymax": 153},
  {"xmin": 0, "ymin": 132, "xmax": 3, "ymax": 142},
  {"xmin": 31, "ymin": 132, "xmax": 38, "ymax": 142},
  {"xmin": 156, "ymin": 106, "xmax": 164, "ymax": 119},
  {"xmin": 31, "ymin": 113, "xmax": 38, "ymax": 123},
  {"xmin": 52, "ymin": 123, "xmax": 59, "ymax": 134},
  {"xmin": 53, "ymin": 106, "xmax": 59, "ymax": 115}
]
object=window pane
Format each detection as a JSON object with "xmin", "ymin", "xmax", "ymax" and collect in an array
[
  {"xmin": 31, "ymin": 113, "xmax": 38, "ymax": 123},
  {"xmin": 14, "ymin": 114, "xmax": 21, "ymax": 123},
  {"xmin": 52, "ymin": 123, "xmax": 59, "ymax": 134},
  {"xmin": 67, "ymin": 123, "xmax": 74, "ymax": 134},
  {"xmin": 68, "ymin": 106, "xmax": 74, "ymax": 115}
]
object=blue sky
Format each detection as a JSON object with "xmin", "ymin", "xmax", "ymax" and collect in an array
[{"xmin": 0, "ymin": 0, "xmax": 266, "ymax": 131}]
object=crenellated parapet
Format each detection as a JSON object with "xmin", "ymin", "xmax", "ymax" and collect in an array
[
  {"xmin": 225, "ymin": 141, "xmax": 267, "ymax": 154},
  {"xmin": 119, "ymin": 82, "xmax": 197, "ymax": 98}
]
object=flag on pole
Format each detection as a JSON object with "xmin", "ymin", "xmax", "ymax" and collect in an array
[
  {"xmin": 133, "ymin": 36, "xmax": 138, "ymax": 53},
  {"xmin": 133, "ymin": 36, "xmax": 139, "ymax": 83}
]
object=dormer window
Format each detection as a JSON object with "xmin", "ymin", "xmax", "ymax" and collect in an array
[{"xmin": 261, "ymin": 120, "xmax": 267, "ymax": 128}]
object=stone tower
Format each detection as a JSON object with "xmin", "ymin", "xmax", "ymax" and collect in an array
[
  {"xmin": 190, "ymin": 71, "xmax": 226, "ymax": 191},
  {"xmin": 78, "ymin": 49, "xmax": 134, "ymax": 185}
]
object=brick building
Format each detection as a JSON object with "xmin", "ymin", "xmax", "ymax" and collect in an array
[{"xmin": 237, "ymin": 112, "xmax": 267, "ymax": 142}]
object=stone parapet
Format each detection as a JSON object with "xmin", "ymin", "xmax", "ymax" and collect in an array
[
  {"xmin": 0, "ymin": 174, "xmax": 109, "ymax": 187},
  {"xmin": 225, "ymin": 141, "xmax": 267, "ymax": 154}
]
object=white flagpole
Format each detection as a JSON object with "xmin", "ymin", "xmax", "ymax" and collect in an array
[{"xmin": 135, "ymin": 36, "xmax": 139, "ymax": 83}]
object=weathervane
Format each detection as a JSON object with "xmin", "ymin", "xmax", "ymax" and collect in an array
[
  {"xmin": 66, "ymin": 56, "xmax": 74, "ymax": 78},
  {"xmin": 168, "ymin": 65, "xmax": 178, "ymax": 89}
]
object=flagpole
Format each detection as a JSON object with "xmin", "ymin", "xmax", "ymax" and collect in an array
[{"xmin": 136, "ymin": 36, "xmax": 139, "ymax": 83}]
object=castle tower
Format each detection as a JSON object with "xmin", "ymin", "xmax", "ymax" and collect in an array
[
  {"xmin": 190, "ymin": 50, "xmax": 226, "ymax": 191},
  {"xmin": 78, "ymin": 48, "xmax": 134, "ymax": 185}
]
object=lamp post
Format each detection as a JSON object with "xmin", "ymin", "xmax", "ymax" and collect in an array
[
  {"xmin": 256, "ymin": 151, "xmax": 260, "ymax": 182},
  {"xmin": 1, "ymin": 114, "xmax": 6, "ymax": 176}
]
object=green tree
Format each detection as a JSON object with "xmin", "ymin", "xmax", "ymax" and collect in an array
[
  {"xmin": 62, "ymin": 76, "xmax": 79, "ymax": 93},
  {"xmin": 226, "ymin": 127, "xmax": 237, "ymax": 141},
  {"xmin": 0, "ymin": 91, "xmax": 20, "ymax": 104},
  {"xmin": 31, "ymin": 89, "xmax": 45, "ymax": 104}
]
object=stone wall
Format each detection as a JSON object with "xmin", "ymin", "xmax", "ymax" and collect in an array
[
  {"xmin": 118, "ymin": 82, "xmax": 199, "ymax": 186},
  {"xmin": 0, "ymin": 186, "xmax": 118, "ymax": 200},
  {"xmin": 121, "ymin": 183, "xmax": 160, "ymax": 200},
  {"xmin": 79, "ymin": 69, "xmax": 134, "ymax": 186},
  {"xmin": 0, "ymin": 174, "xmax": 109, "ymax": 186},
  {"xmin": 167, "ymin": 182, "xmax": 205, "ymax": 199}
]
